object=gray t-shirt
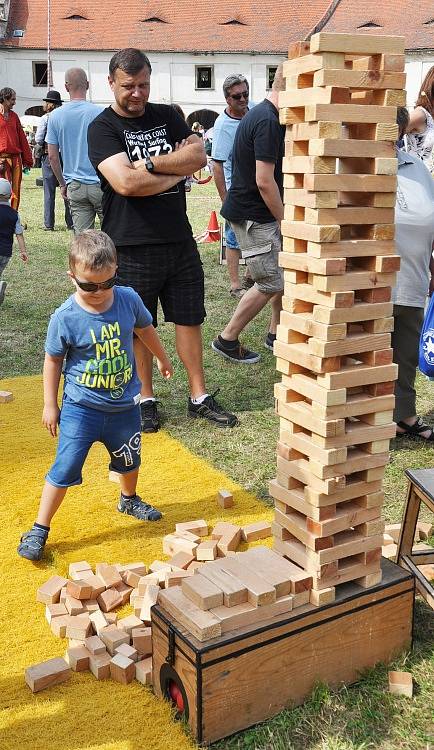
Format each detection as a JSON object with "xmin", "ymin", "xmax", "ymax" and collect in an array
[{"xmin": 393, "ymin": 149, "xmax": 434, "ymax": 308}]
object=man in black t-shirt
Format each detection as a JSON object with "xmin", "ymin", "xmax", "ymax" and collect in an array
[
  {"xmin": 211, "ymin": 64, "xmax": 286, "ymax": 365},
  {"xmin": 88, "ymin": 48, "xmax": 236, "ymax": 431}
]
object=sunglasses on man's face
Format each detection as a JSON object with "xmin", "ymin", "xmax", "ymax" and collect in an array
[
  {"xmin": 230, "ymin": 91, "xmax": 249, "ymax": 101},
  {"xmin": 73, "ymin": 273, "xmax": 118, "ymax": 292}
]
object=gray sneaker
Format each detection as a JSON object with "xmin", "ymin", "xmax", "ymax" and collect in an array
[
  {"xmin": 0, "ymin": 281, "xmax": 7, "ymax": 305},
  {"xmin": 117, "ymin": 493, "xmax": 162, "ymax": 521}
]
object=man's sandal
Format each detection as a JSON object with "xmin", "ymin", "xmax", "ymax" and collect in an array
[{"xmin": 396, "ymin": 417, "xmax": 434, "ymax": 442}]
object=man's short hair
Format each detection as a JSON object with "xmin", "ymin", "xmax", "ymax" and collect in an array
[
  {"xmin": 69, "ymin": 230, "xmax": 117, "ymax": 272},
  {"xmin": 109, "ymin": 48, "xmax": 152, "ymax": 78},
  {"xmin": 223, "ymin": 74, "xmax": 249, "ymax": 99},
  {"xmin": 0, "ymin": 87, "xmax": 15, "ymax": 103}
]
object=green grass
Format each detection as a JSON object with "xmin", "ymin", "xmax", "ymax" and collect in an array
[{"xmin": 2, "ymin": 172, "xmax": 434, "ymax": 750}]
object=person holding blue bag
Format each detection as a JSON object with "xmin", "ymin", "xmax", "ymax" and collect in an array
[{"xmin": 394, "ymin": 107, "xmax": 434, "ymax": 441}]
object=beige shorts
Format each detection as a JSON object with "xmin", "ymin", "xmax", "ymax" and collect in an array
[{"xmin": 231, "ymin": 219, "xmax": 283, "ymax": 294}]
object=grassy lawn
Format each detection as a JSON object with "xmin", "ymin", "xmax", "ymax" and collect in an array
[{"xmin": 1, "ymin": 172, "xmax": 433, "ymax": 750}]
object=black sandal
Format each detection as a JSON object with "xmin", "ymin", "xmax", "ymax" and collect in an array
[{"xmin": 396, "ymin": 417, "xmax": 434, "ymax": 441}]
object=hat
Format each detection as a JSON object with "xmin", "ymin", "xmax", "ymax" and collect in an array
[
  {"xmin": 0, "ymin": 178, "xmax": 12, "ymax": 199},
  {"xmin": 43, "ymin": 90, "xmax": 63, "ymax": 104}
]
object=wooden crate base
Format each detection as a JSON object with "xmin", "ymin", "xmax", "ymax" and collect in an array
[{"xmin": 152, "ymin": 559, "xmax": 413, "ymax": 744}]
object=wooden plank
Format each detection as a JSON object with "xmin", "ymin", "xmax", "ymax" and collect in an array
[
  {"xmin": 311, "ymin": 420, "xmax": 396, "ymax": 449},
  {"xmin": 306, "ymin": 239, "xmax": 395, "ymax": 259},
  {"xmin": 279, "ymin": 252, "xmax": 346, "ymax": 276},
  {"xmin": 312, "ymin": 301, "xmax": 393, "ymax": 324},
  {"xmin": 181, "ymin": 574, "xmax": 224, "ymax": 611},
  {"xmin": 291, "ymin": 121, "xmax": 342, "ymax": 140},
  {"xmin": 283, "ymin": 187, "xmax": 338, "ymax": 208},
  {"xmin": 279, "ymin": 87, "xmax": 350, "ymax": 108},
  {"xmin": 283, "ymin": 283, "xmax": 354, "ymax": 309},
  {"xmin": 304, "ymin": 173, "xmax": 396, "ymax": 192},
  {"xmin": 316, "ymin": 361, "xmax": 398, "ymax": 391},
  {"xmin": 308, "ymin": 449, "xmax": 389, "ymax": 480},
  {"xmin": 274, "ymin": 340, "xmax": 340, "ymax": 374},
  {"xmin": 304, "ymin": 478, "xmax": 383, "ymax": 508},
  {"xmin": 308, "ymin": 138, "xmax": 394, "ymax": 158},
  {"xmin": 282, "ymin": 372, "xmax": 347, "ymax": 406},
  {"xmin": 213, "ymin": 557, "xmax": 277, "ymax": 606},
  {"xmin": 304, "ymin": 103, "xmax": 397, "ymax": 124},
  {"xmin": 240, "ymin": 547, "xmax": 311, "ymax": 596},
  {"xmin": 158, "ymin": 587, "xmax": 222, "ymax": 642},
  {"xmin": 283, "ymin": 155, "xmax": 337, "ymax": 174},
  {"xmin": 276, "ymin": 400, "xmax": 345, "ymax": 437},
  {"xmin": 305, "ymin": 207, "xmax": 394, "ymax": 226},
  {"xmin": 311, "ymin": 270, "xmax": 395, "ymax": 293},
  {"xmin": 199, "ymin": 563, "xmax": 248, "ymax": 607},
  {"xmin": 277, "ymin": 314, "xmax": 346, "ymax": 342},
  {"xmin": 281, "ymin": 219, "xmax": 340, "ymax": 243},
  {"xmin": 209, "ymin": 595, "xmax": 294, "ymax": 634},
  {"xmin": 283, "ymin": 52, "xmax": 345, "ymax": 77},
  {"xmin": 278, "ymin": 456, "xmax": 345, "ymax": 495},
  {"xmin": 311, "ymin": 392, "xmax": 395, "ymax": 419},
  {"xmin": 314, "ymin": 69, "xmax": 405, "ymax": 89},
  {"xmin": 307, "ymin": 331, "xmax": 390, "ymax": 358},
  {"xmin": 310, "ymin": 32, "xmax": 405, "ymax": 56}
]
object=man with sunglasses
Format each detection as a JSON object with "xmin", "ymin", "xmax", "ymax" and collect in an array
[
  {"xmin": 88, "ymin": 48, "xmax": 237, "ymax": 432},
  {"xmin": 212, "ymin": 75, "xmax": 254, "ymax": 299}
]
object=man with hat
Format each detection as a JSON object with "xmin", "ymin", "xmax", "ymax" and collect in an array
[{"xmin": 35, "ymin": 90, "xmax": 73, "ymax": 231}]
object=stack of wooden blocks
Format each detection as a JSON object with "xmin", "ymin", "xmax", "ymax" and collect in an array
[{"xmin": 271, "ymin": 32, "xmax": 405, "ymax": 605}]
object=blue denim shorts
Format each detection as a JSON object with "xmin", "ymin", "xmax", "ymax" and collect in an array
[
  {"xmin": 46, "ymin": 396, "xmax": 141, "ymax": 488},
  {"xmin": 225, "ymin": 221, "xmax": 240, "ymax": 251}
]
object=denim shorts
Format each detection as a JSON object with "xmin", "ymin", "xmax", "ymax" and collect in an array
[
  {"xmin": 46, "ymin": 396, "xmax": 141, "ymax": 488},
  {"xmin": 225, "ymin": 221, "xmax": 240, "ymax": 251},
  {"xmin": 231, "ymin": 220, "xmax": 283, "ymax": 294}
]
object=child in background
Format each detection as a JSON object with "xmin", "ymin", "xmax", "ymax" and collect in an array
[
  {"xmin": 0, "ymin": 177, "xmax": 28, "ymax": 304},
  {"xmin": 18, "ymin": 229, "xmax": 173, "ymax": 561}
]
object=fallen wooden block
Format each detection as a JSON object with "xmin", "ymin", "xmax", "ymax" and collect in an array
[
  {"xmin": 217, "ymin": 528, "xmax": 241, "ymax": 556},
  {"xmin": 382, "ymin": 533, "xmax": 395, "ymax": 546},
  {"xmin": 36, "ymin": 575, "xmax": 69, "ymax": 605},
  {"xmin": 0, "ymin": 390, "xmax": 13, "ymax": 403},
  {"xmin": 113, "ymin": 580, "xmax": 133, "ymax": 605},
  {"xmin": 162, "ymin": 534, "xmax": 198, "ymax": 557},
  {"xmin": 196, "ymin": 540, "xmax": 219, "ymax": 561},
  {"xmin": 210, "ymin": 594, "xmax": 294, "ymax": 635},
  {"xmin": 117, "ymin": 614, "xmax": 143, "ymax": 635},
  {"xmin": 138, "ymin": 574, "xmax": 160, "ymax": 594},
  {"xmin": 310, "ymin": 587, "xmax": 335, "ymax": 606},
  {"xmin": 68, "ymin": 561, "xmax": 92, "ymax": 578},
  {"xmin": 84, "ymin": 599, "xmax": 100, "ymax": 612},
  {"xmin": 50, "ymin": 614, "xmax": 70, "ymax": 638},
  {"xmin": 110, "ymin": 653, "xmax": 135, "ymax": 684},
  {"xmin": 120, "ymin": 562, "xmax": 147, "ymax": 584},
  {"xmin": 158, "ymin": 587, "xmax": 222, "ymax": 641},
  {"xmin": 200, "ymin": 563, "xmax": 248, "ymax": 607},
  {"xmin": 388, "ymin": 670, "xmax": 413, "ymax": 697},
  {"xmin": 169, "ymin": 551, "xmax": 196, "ymax": 570},
  {"xmin": 182, "ymin": 574, "xmax": 224, "ymax": 610},
  {"xmin": 115, "ymin": 642, "xmax": 139, "ymax": 662},
  {"xmin": 89, "ymin": 651, "xmax": 111, "ymax": 679},
  {"xmin": 95, "ymin": 563, "xmax": 123, "ymax": 588},
  {"xmin": 175, "ymin": 519, "xmax": 208, "ymax": 537},
  {"xmin": 89, "ymin": 609, "xmax": 109, "ymax": 635},
  {"xmin": 382, "ymin": 543, "xmax": 397, "ymax": 560},
  {"xmin": 65, "ymin": 594, "xmax": 86, "ymax": 616},
  {"xmin": 139, "ymin": 585, "xmax": 160, "ymax": 622},
  {"xmin": 132, "ymin": 626, "xmax": 152, "ymax": 656},
  {"xmin": 218, "ymin": 489, "xmax": 234, "ymax": 508},
  {"xmin": 65, "ymin": 614, "xmax": 92, "ymax": 640},
  {"xmin": 45, "ymin": 602, "xmax": 68, "ymax": 624},
  {"xmin": 84, "ymin": 635, "xmax": 107, "ymax": 655},
  {"xmin": 417, "ymin": 521, "xmax": 433, "ymax": 541},
  {"xmin": 80, "ymin": 573, "xmax": 106, "ymax": 597},
  {"xmin": 100, "ymin": 626, "xmax": 130, "ymax": 655},
  {"xmin": 187, "ymin": 561, "xmax": 204, "ymax": 572},
  {"xmin": 212, "ymin": 521, "xmax": 240, "ymax": 540},
  {"xmin": 165, "ymin": 570, "xmax": 193, "ymax": 587},
  {"xmin": 25, "ymin": 657, "xmax": 71, "ymax": 693},
  {"xmin": 65, "ymin": 645, "xmax": 90, "ymax": 672},
  {"xmin": 241, "ymin": 521, "xmax": 272, "ymax": 543},
  {"xmin": 136, "ymin": 656, "xmax": 153, "ymax": 686},
  {"xmin": 214, "ymin": 557, "xmax": 276, "ymax": 606},
  {"xmin": 97, "ymin": 587, "xmax": 123, "ymax": 613}
]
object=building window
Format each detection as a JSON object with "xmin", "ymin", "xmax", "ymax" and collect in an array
[
  {"xmin": 195, "ymin": 66, "xmax": 214, "ymax": 90},
  {"xmin": 32, "ymin": 61, "xmax": 48, "ymax": 87},
  {"xmin": 266, "ymin": 66, "xmax": 278, "ymax": 91}
]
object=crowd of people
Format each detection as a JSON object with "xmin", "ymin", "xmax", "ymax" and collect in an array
[{"xmin": 1, "ymin": 52, "xmax": 434, "ymax": 560}]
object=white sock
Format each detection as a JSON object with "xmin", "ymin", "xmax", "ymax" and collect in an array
[
  {"xmin": 140, "ymin": 396, "xmax": 156, "ymax": 404},
  {"xmin": 191, "ymin": 393, "xmax": 209, "ymax": 405}
]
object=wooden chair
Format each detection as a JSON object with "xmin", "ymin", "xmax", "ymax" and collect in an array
[{"xmin": 396, "ymin": 469, "xmax": 434, "ymax": 609}]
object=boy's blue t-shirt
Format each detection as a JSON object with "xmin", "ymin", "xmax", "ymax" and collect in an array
[{"xmin": 45, "ymin": 286, "xmax": 152, "ymax": 411}]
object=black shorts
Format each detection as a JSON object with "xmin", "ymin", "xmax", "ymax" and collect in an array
[{"xmin": 116, "ymin": 238, "xmax": 206, "ymax": 327}]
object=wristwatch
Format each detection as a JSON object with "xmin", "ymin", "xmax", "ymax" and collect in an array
[{"xmin": 145, "ymin": 155, "xmax": 154, "ymax": 173}]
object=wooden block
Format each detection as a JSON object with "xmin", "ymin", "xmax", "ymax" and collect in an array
[
  {"xmin": 65, "ymin": 645, "xmax": 90, "ymax": 672},
  {"xmin": 97, "ymin": 587, "xmax": 123, "ymax": 613},
  {"xmin": 218, "ymin": 489, "xmax": 234, "ymax": 508},
  {"xmin": 45, "ymin": 602, "xmax": 68, "ymax": 624},
  {"xmin": 314, "ymin": 68, "xmax": 405, "ymax": 90},
  {"xmin": 175, "ymin": 529, "xmax": 201, "ymax": 543},
  {"xmin": 136, "ymin": 656, "xmax": 153, "ymax": 686},
  {"xmin": 25, "ymin": 657, "xmax": 71, "ymax": 693},
  {"xmin": 65, "ymin": 613, "xmax": 92, "ymax": 640},
  {"xmin": 310, "ymin": 32, "xmax": 405, "ymax": 55},
  {"xmin": 50, "ymin": 614, "xmax": 70, "ymax": 638},
  {"xmin": 139, "ymin": 584, "xmax": 160, "ymax": 622},
  {"xmin": 68, "ymin": 561, "xmax": 92, "ymax": 577},
  {"xmin": 281, "ymin": 220, "xmax": 340, "ymax": 244},
  {"xmin": 199, "ymin": 563, "xmax": 248, "ymax": 607},
  {"xmin": 241, "ymin": 547, "xmax": 309, "ymax": 598},
  {"xmin": 89, "ymin": 651, "xmax": 111, "ymax": 680},
  {"xmin": 110, "ymin": 653, "xmax": 136, "ymax": 684},
  {"xmin": 84, "ymin": 599, "xmax": 99, "ymax": 612},
  {"xmin": 119, "ymin": 562, "xmax": 148, "ymax": 580},
  {"xmin": 64, "ymin": 595, "xmax": 86, "ymax": 616},
  {"xmin": 175, "ymin": 519, "xmax": 208, "ymax": 537},
  {"xmin": 115, "ymin": 642, "xmax": 139, "ymax": 662},
  {"xmin": 212, "ymin": 521, "xmax": 241, "ymax": 539},
  {"xmin": 417, "ymin": 522, "xmax": 433, "ymax": 541},
  {"xmin": 132, "ymin": 626, "xmax": 152, "ymax": 656},
  {"xmin": 100, "ymin": 626, "xmax": 130, "ymax": 655},
  {"xmin": 388, "ymin": 670, "xmax": 413, "ymax": 698},
  {"xmin": 158, "ymin": 586, "xmax": 222, "ymax": 641},
  {"xmin": 66, "ymin": 578, "xmax": 93, "ymax": 601},
  {"xmin": 0, "ymin": 390, "xmax": 13, "ymax": 402},
  {"xmin": 384, "ymin": 523, "xmax": 404, "ymax": 544},
  {"xmin": 283, "ymin": 52, "xmax": 345, "ymax": 76},
  {"xmin": 182, "ymin": 574, "xmax": 224, "ymax": 610},
  {"xmin": 85, "ymin": 635, "xmax": 107, "ymax": 655},
  {"xmin": 217, "ymin": 528, "xmax": 241, "ymax": 555},
  {"xmin": 196, "ymin": 540, "xmax": 219, "ymax": 561},
  {"xmin": 36, "ymin": 575, "xmax": 69, "ymax": 605},
  {"xmin": 310, "ymin": 587, "xmax": 335, "ymax": 606},
  {"xmin": 214, "ymin": 557, "xmax": 277, "ymax": 606},
  {"xmin": 89, "ymin": 609, "xmax": 109, "ymax": 635},
  {"xmin": 123, "ymin": 570, "xmax": 145, "ymax": 588},
  {"xmin": 117, "ymin": 614, "xmax": 143, "ymax": 635},
  {"xmin": 210, "ymin": 594, "xmax": 294, "ymax": 634},
  {"xmin": 188, "ymin": 561, "xmax": 204, "ymax": 572},
  {"xmin": 283, "ymin": 187, "xmax": 338, "ymax": 208},
  {"xmin": 382, "ymin": 543, "xmax": 397, "ymax": 560},
  {"xmin": 282, "ymin": 154, "xmax": 337, "ymax": 172},
  {"xmin": 241, "ymin": 521, "xmax": 272, "ymax": 542},
  {"xmin": 137, "ymin": 573, "xmax": 161, "ymax": 594},
  {"xmin": 162, "ymin": 534, "xmax": 198, "ymax": 557},
  {"xmin": 113, "ymin": 580, "xmax": 133, "ymax": 605},
  {"xmin": 80, "ymin": 572, "xmax": 106, "ymax": 597},
  {"xmin": 95, "ymin": 563, "xmax": 122, "ymax": 588},
  {"xmin": 165, "ymin": 570, "xmax": 193, "ymax": 587},
  {"xmin": 304, "ymin": 173, "xmax": 396, "ymax": 193}
]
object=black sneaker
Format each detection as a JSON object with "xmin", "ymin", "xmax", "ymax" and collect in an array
[
  {"xmin": 265, "ymin": 332, "xmax": 276, "ymax": 351},
  {"xmin": 118, "ymin": 493, "xmax": 162, "ymax": 521},
  {"xmin": 140, "ymin": 399, "xmax": 160, "ymax": 433},
  {"xmin": 211, "ymin": 336, "xmax": 260, "ymax": 364},
  {"xmin": 17, "ymin": 526, "xmax": 49, "ymax": 561},
  {"xmin": 188, "ymin": 389, "xmax": 238, "ymax": 428}
]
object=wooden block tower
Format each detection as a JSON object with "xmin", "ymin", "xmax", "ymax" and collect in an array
[{"xmin": 271, "ymin": 32, "xmax": 406, "ymax": 604}]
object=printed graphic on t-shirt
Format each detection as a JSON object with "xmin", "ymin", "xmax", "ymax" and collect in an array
[
  {"xmin": 124, "ymin": 124, "xmax": 179, "ymax": 195},
  {"xmin": 75, "ymin": 321, "xmax": 133, "ymax": 399}
]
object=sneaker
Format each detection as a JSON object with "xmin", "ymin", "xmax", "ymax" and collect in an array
[
  {"xmin": 211, "ymin": 336, "xmax": 260, "ymax": 364},
  {"xmin": 17, "ymin": 526, "xmax": 48, "ymax": 561},
  {"xmin": 265, "ymin": 332, "xmax": 277, "ymax": 351},
  {"xmin": 229, "ymin": 287, "xmax": 245, "ymax": 299},
  {"xmin": 0, "ymin": 280, "xmax": 6, "ymax": 305},
  {"xmin": 118, "ymin": 493, "xmax": 162, "ymax": 521},
  {"xmin": 140, "ymin": 399, "xmax": 160, "ymax": 433},
  {"xmin": 188, "ymin": 389, "xmax": 238, "ymax": 428}
]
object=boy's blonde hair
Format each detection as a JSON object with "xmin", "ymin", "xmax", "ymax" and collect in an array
[{"xmin": 69, "ymin": 230, "xmax": 117, "ymax": 272}]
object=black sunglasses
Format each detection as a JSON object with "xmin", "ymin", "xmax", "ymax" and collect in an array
[
  {"xmin": 73, "ymin": 273, "xmax": 118, "ymax": 292},
  {"xmin": 230, "ymin": 91, "xmax": 249, "ymax": 100}
]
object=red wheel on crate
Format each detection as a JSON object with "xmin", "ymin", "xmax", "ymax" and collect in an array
[
  {"xmin": 168, "ymin": 680, "xmax": 185, "ymax": 712},
  {"xmin": 191, "ymin": 167, "xmax": 213, "ymax": 185},
  {"xmin": 160, "ymin": 663, "xmax": 189, "ymax": 719}
]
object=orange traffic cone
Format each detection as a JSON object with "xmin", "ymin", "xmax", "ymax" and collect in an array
[{"xmin": 194, "ymin": 210, "xmax": 221, "ymax": 243}]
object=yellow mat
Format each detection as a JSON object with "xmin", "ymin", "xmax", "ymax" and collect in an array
[{"xmin": 0, "ymin": 375, "xmax": 272, "ymax": 750}]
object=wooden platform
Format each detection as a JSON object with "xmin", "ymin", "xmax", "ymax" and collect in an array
[{"xmin": 152, "ymin": 559, "xmax": 414, "ymax": 744}]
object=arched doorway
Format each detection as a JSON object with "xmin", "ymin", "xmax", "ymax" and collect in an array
[
  {"xmin": 25, "ymin": 105, "xmax": 44, "ymax": 116},
  {"xmin": 186, "ymin": 109, "xmax": 219, "ymax": 131}
]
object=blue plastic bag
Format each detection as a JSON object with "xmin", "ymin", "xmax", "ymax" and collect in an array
[{"xmin": 419, "ymin": 293, "xmax": 434, "ymax": 377}]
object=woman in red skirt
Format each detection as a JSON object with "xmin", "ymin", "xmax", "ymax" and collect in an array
[{"xmin": 0, "ymin": 87, "xmax": 33, "ymax": 210}]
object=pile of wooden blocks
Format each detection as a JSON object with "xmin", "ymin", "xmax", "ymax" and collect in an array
[
  {"xmin": 271, "ymin": 31, "xmax": 406, "ymax": 605},
  {"xmin": 382, "ymin": 521, "xmax": 434, "ymax": 579},
  {"xmin": 159, "ymin": 546, "xmax": 313, "ymax": 641},
  {"xmin": 27, "ymin": 560, "xmax": 157, "ymax": 692}
]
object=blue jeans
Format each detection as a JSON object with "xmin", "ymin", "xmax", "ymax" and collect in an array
[
  {"xmin": 225, "ymin": 221, "xmax": 240, "ymax": 251},
  {"xmin": 46, "ymin": 395, "xmax": 141, "ymax": 488}
]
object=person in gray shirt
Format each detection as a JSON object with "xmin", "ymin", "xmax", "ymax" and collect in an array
[{"xmin": 394, "ymin": 107, "xmax": 434, "ymax": 441}]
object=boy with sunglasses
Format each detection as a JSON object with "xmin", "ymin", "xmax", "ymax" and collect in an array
[{"xmin": 18, "ymin": 230, "xmax": 173, "ymax": 561}]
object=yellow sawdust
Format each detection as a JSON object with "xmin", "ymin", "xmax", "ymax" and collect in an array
[{"xmin": 0, "ymin": 374, "xmax": 272, "ymax": 750}]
